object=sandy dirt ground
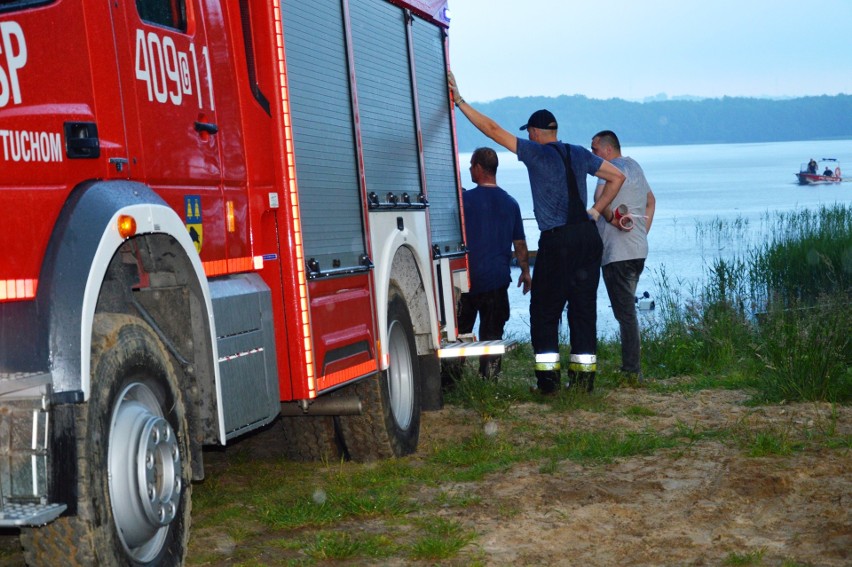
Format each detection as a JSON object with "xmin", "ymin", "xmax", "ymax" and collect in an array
[
  {"xmin": 0, "ymin": 385, "xmax": 849, "ymax": 566},
  {"xmin": 411, "ymin": 388, "xmax": 850, "ymax": 566}
]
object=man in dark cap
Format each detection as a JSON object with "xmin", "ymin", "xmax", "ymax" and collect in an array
[{"xmin": 448, "ymin": 72, "xmax": 625, "ymax": 394}]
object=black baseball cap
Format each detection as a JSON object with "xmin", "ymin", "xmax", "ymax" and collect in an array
[{"xmin": 520, "ymin": 109, "xmax": 558, "ymax": 131}]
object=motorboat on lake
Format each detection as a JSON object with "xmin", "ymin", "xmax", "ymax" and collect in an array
[{"xmin": 797, "ymin": 158, "xmax": 842, "ymax": 185}]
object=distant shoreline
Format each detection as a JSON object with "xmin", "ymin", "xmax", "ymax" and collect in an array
[{"xmin": 454, "ymin": 94, "xmax": 852, "ymax": 152}]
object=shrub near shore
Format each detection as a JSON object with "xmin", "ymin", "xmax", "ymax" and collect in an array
[{"xmin": 640, "ymin": 203, "xmax": 851, "ymax": 403}]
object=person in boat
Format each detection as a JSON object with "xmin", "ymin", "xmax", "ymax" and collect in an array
[
  {"xmin": 808, "ymin": 159, "xmax": 818, "ymax": 174},
  {"xmin": 824, "ymin": 166, "xmax": 834, "ymax": 176}
]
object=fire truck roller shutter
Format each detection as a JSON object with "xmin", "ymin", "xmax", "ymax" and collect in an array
[
  {"xmin": 410, "ymin": 15, "xmax": 463, "ymax": 255},
  {"xmin": 347, "ymin": 1, "xmax": 447, "ymax": 411},
  {"xmin": 281, "ymin": 0, "xmax": 367, "ymax": 272},
  {"xmin": 349, "ymin": 0, "xmax": 422, "ymax": 210}
]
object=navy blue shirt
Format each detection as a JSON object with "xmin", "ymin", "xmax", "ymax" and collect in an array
[
  {"xmin": 463, "ymin": 185, "xmax": 525, "ymax": 294},
  {"xmin": 516, "ymin": 139, "xmax": 603, "ymax": 231}
]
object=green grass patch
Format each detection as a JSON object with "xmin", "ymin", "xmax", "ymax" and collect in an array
[
  {"xmin": 741, "ymin": 429, "xmax": 801, "ymax": 457},
  {"xmin": 259, "ymin": 463, "xmax": 421, "ymax": 530},
  {"xmin": 672, "ymin": 420, "xmax": 730, "ymax": 444},
  {"xmin": 752, "ymin": 297, "xmax": 851, "ymax": 404},
  {"xmin": 442, "ymin": 364, "xmax": 530, "ymax": 419},
  {"xmin": 301, "ymin": 531, "xmax": 400, "ymax": 561},
  {"xmin": 623, "ymin": 405, "xmax": 657, "ymax": 418},
  {"xmin": 408, "ymin": 517, "xmax": 477, "ymax": 561},
  {"xmin": 546, "ymin": 429, "xmax": 679, "ymax": 465},
  {"xmin": 723, "ymin": 547, "xmax": 766, "ymax": 565},
  {"xmin": 427, "ymin": 431, "xmax": 526, "ymax": 482}
]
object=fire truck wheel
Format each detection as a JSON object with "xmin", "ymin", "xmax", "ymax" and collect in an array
[
  {"xmin": 337, "ymin": 293, "xmax": 421, "ymax": 461},
  {"xmin": 279, "ymin": 416, "xmax": 343, "ymax": 462},
  {"xmin": 23, "ymin": 315, "xmax": 191, "ymax": 566}
]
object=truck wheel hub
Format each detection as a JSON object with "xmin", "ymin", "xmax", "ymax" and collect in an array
[{"xmin": 109, "ymin": 383, "xmax": 181, "ymax": 556}]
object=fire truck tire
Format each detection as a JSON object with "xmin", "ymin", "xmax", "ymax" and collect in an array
[
  {"xmin": 22, "ymin": 314, "xmax": 191, "ymax": 566},
  {"xmin": 337, "ymin": 293, "xmax": 421, "ymax": 461},
  {"xmin": 419, "ymin": 352, "xmax": 443, "ymax": 411},
  {"xmin": 279, "ymin": 416, "xmax": 344, "ymax": 462}
]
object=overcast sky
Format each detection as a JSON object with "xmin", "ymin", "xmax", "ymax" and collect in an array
[{"xmin": 446, "ymin": 0, "xmax": 852, "ymax": 103}]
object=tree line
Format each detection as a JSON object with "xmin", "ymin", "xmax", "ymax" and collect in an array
[{"xmin": 453, "ymin": 94, "xmax": 852, "ymax": 152}]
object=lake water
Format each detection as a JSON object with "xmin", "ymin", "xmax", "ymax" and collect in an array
[{"xmin": 460, "ymin": 139, "xmax": 852, "ymax": 340}]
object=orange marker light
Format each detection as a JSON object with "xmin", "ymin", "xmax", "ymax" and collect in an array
[
  {"xmin": 117, "ymin": 215, "xmax": 137, "ymax": 238},
  {"xmin": 226, "ymin": 200, "xmax": 235, "ymax": 233}
]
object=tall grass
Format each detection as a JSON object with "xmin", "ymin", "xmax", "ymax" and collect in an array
[
  {"xmin": 750, "ymin": 206, "xmax": 851, "ymax": 304},
  {"xmin": 753, "ymin": 296, "xmax": 851, "ymax": 402},
  {"xmin": 641, "ymin": 262, "xmax": 758, "ymax": 379},
  {"xmin": 641, "ymin": 204, "xmax": 851, "ymax": 403}
]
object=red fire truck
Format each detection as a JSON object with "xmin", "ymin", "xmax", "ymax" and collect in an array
[{"xmin": 0, "ymin": 0, "xmax": 499, "ymax": 564}]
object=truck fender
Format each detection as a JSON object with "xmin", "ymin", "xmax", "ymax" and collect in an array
[
  {"xmin": 38, "ymin": 180, "xmax": 220, "ymax": 416},
  {"xmin": 370, "ymin": 222, "xmax": 440, "ymax": 367}
]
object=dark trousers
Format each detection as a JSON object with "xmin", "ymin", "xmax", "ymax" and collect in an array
[
  {"xmin": 530, "ymin": 222, "xmax": 602, "ymax": 386},
  {"xmin": 457, "ymin": 285, "xmax": 510, "ymax": 378},
  {"xmin": 602, "ymin": 258, "xmax": 645, "ymax": 374}
]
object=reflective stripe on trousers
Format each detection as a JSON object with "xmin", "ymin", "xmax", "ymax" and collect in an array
[
  {"xmin": 534, "ymin": 352, "xmax": 560, "ymax": 372},
  {"xmin": 568, "ymin": 353, "xmax": 596, "ymax": 373}
]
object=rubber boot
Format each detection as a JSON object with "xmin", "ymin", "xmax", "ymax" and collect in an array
[
  {"xmin": 566, "ymin": 371, "xmax": 595, "ymax": 393},
  {"xmin": 578, "ymin": 371, "xmax": 595, "ymax": 393},
  {"xmin": 535, "ymin": 370, "xmax": 560, "ymax": 395},
  {"xmin": 565, "ymin": 370, "xmax": 578, "ymax": 391}
]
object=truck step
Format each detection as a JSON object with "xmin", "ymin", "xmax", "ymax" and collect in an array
[
  {"xmin": 437, "ymin": 340, "xmax": 516, "ymax": 359},
  {"xmin": 0, "ymin": 502, "xmax": 66, "ymax": 527},
  {"xmin": 0, "ymin": 371, "xmax": 50, "ymax": 396}
]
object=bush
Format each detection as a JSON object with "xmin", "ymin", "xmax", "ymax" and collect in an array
[
  {"xmin": 641, "ymin": 204, "xmax": 851, "ymax": 403},
  {"xmin": 752, "ymin": 294, "xmax": 852, "ymax": 403},
  {"xmin": 749, "ymin": 205, "xmax": 851, "ymax": 306},
  {"xmin": 642, "ymin": 261, "xmax": 756, "ymax": 378}
]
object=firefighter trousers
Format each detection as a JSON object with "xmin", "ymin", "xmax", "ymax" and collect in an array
[{"xmin": 530, "ymin": 221, "xmax": 602, "ymax": 392}]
